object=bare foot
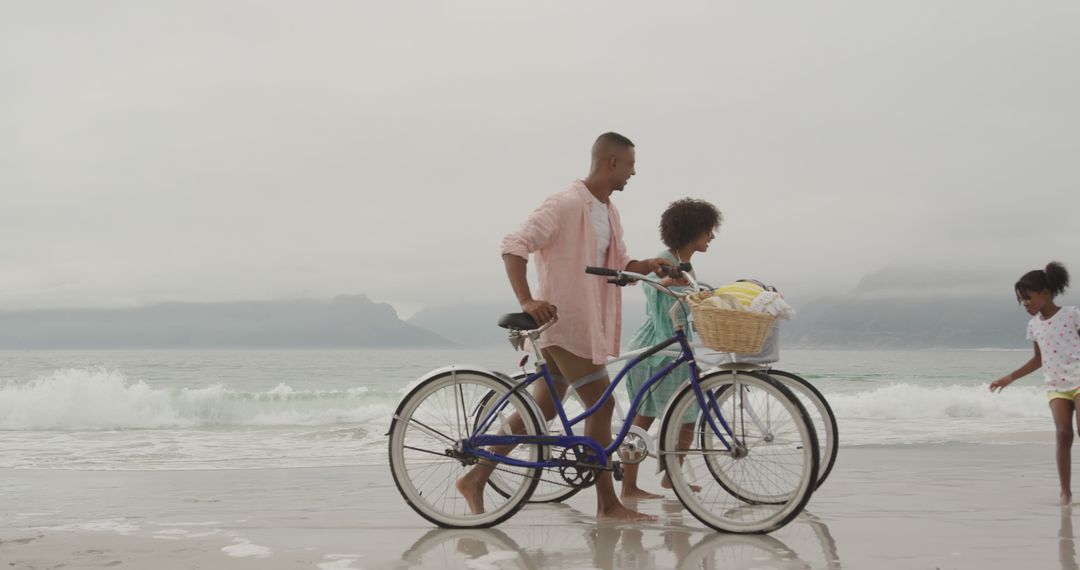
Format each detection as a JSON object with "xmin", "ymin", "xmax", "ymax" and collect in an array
[
  {"xmin": 1061, "ymin": 493, "xmax": 1073, "ymax": 507},
  {"xmin": 621, "ymin": 487, "xmax": 664, "ymax": 500},
  {"xmin": 597, "ymin": 504, "xmax": 657, "ymax": 522},
  {"xmin": 455, "ymin": 471, "xmax": 486, "ymax": 514},
  {"xmin": 660, "ymin": 474, "xmax": 701, "ymax": 493}
]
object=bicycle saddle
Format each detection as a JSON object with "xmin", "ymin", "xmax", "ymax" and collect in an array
[{"xmin": 497, "ymin": 313, "xmax": 538, "ymax": 331}]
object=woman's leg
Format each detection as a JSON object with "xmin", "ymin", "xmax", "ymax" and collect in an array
[
  {"xmin": 660, "ymin": 423, "xmax": 697, "ymax": 490},
  {"xmin": 1051, "ymin": 397, "xmax": 1075, "ymax": 505},
  {"xmin": 619, "ymin": 414, "xmax": 661, "ymax": 499}
]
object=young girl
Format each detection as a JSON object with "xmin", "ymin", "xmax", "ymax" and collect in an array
[
  {"xmin": 990, "ymin": 262, "xmax": 1080, "ymax": 506},
  {"xmin": 620, "ymin": 198, "xmax": 722, "ymax": 499}
]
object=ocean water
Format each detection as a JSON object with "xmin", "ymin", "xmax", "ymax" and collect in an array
[{"xmin": 0, "ymin": 347, "xmax": 1052, "ymax": 471}]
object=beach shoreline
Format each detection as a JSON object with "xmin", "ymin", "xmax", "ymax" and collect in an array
[{"xmin": 2, "ymin": 442, "xmax": 1074, "ymax": 569}]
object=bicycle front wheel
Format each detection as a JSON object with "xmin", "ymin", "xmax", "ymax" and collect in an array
[
  {"xmin": 388, "ymin": 369, "xmax": 544, "ymax": 528},
  {"xmin": 660, "ymin": 371, "xmax": 818, "ymax": 534}
]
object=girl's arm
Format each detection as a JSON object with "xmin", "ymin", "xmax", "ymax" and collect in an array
[{"xmin": 989, "ymin": 342, "xmax": 1042, "ymax": 392}]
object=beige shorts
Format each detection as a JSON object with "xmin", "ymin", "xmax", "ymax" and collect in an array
[{"xmin": 541, "ymin": 345, "xmax": 610, "ymax": 390}]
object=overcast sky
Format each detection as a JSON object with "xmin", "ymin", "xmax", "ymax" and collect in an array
[{"xmin": 3, "ymin": 1, "xmax": 1078, "ymax": 317}]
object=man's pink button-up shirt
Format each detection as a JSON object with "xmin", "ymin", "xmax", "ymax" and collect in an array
[{"xmin": 501, "ymin": 181, "xmax": 633, "ymax": 364}]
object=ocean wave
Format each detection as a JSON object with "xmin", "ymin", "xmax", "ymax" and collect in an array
[
  {"xmin": 827, "ymin": 382, "xmax": 1048, "ymax": 420},
  {"xmin": 0, "ymin": 368, "xmax": 1054, "ymax": 445},
  {"xmin": 0, "ymin": 368, "xmax": 400, "ymax": 430}
]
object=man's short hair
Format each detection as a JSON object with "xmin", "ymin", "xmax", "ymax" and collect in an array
[
  {"xmin": 596, "ymin": 132, "xmax": 634, "ymax": 149},
  {"xmin": 592, "ymin": 132, "xmax": 634, "ymax": 160}
]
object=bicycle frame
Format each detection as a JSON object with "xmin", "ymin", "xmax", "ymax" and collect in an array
[{"xmin": 463, "ymin": 324, "xmax": 743, "ymax": 472}]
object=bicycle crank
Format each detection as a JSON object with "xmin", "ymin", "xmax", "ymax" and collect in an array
[{"xmin": 557, "ymin": 445, "xmax": 600, "ymax": 489}]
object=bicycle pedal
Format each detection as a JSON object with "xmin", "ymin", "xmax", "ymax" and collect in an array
[{"xmin": 612, "ymin": 461, "xmax": 623, "ymax": 482}]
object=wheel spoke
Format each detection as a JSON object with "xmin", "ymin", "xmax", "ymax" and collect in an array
[
  {"xmin": 402, "ymin": 444, "xmax": 452, "ymax": 459},
  {"xmin": 396, "ymin": 414, "xmax": 456, "ymax": 444},
  {"xmin": 456, "ymin": 379, "xmax": 471, "ymax": 437}
]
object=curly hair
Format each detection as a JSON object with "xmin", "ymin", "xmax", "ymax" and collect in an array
[
  {"xmin": 659, "ymin": 198, "xmax": 722, "ymax": 249},
  {"xmin": 1015, "ymin": 261, "xmax": 1070, "ymax": 300}
]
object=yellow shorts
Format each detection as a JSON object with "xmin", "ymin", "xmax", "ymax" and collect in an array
[{"xmin": 1047, "ymin": 387, "xmax": 1080, "ymax": 402}]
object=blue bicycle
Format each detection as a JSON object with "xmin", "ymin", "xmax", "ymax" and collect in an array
[{"xmin": 388, "ymin": 266, "xmax": 819, "ymax": 533}]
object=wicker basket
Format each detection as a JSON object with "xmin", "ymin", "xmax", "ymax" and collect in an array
[{"xmin": 687, "ymin": 291, "xmax": 775, "ymax": 353}]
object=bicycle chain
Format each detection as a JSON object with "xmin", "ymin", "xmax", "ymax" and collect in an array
[
  {"xmin": 487, "ymin": 451, "xmax": 609, "ymax": 489},
  {"xmin": 490, "ymin": 463, "xmax": 575, "ymax": 488}
]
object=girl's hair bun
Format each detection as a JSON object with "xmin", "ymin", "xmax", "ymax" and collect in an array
[{"xmin": 1015, "ymin": 261, "xmax": 1070, "ymax": 299}]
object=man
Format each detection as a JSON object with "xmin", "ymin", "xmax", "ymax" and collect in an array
[{"xmin": 457, "ymin": 132, "xmax": 672, "ymax": 522}]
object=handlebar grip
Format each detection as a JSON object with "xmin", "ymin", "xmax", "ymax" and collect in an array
[
  {"xmin": 658, "ymin": 262, "xmax": 691, "ymax": 278},
  {"xmin": 585, "ymin": 266, "xmax": 619, "ymax": 277}
]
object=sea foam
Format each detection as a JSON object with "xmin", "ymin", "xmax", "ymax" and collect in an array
[{"xmin": 0, "ymin": 367, "xmax": 398, "ymax": 430}]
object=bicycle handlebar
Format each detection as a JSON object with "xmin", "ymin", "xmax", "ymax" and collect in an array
[
  {"xmin": 586, "ymin": 262, "xmax": 693, "ymax": 280},
  {"xmin": 586, "ymin": 264, "xmax": 703, "ymax": 293},
  {"xmin": 585, "ymin": 267, "xmax": 620, "ymax": 277}
]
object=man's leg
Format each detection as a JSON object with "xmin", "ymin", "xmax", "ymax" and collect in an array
[
  {"xmin": 544, "ymin": 346, "xmax": 656, "ymax": 522},
  {"xmin": 530, "ymin": 362, "xmax": 571, "ymax": 424},
  {"xmin": 456, "ymin": 356, "xmax": 569, "ymax": 514}
]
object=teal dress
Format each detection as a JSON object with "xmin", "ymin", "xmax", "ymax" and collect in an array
[{"xmin": 624, "ymin": 250, "xmax": 698, "ymax": 421}]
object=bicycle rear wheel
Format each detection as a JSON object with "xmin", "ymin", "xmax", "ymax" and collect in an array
[
  {"xmin": 477, "ymin": 381, "xmax": 585, "ymax": 504},
  {"xmin": 388, "ymin": 369, "xmax": 544, "ymax": 528},
  {"xmin": 660, "ymin": 371, "xmax": 817, "ymax": 533},
  {"xmin": 764, "ymin": 369, "xmax": 839, "ymax": 489}
]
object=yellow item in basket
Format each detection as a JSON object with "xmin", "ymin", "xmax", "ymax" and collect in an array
[{"xmin": 710, "ymin": 281, "xmax": 765, "ymax": 308}]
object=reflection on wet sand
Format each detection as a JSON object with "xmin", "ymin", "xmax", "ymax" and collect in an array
[
  {"xmin": 1062, "ymin": 507, "xmax": 1078, "ymax": 570},
  {"xmin": 396, "ymin": 503, "xmax": 841, "ymax": 570}
]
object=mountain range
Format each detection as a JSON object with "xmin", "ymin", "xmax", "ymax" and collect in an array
[
  {"xmin": 2, "ymin": 264, "xmax": 1065, "ymax": 349},
  {"xmin": 0, "ymin": 295, "xmax": 450, "ymax": 349}
]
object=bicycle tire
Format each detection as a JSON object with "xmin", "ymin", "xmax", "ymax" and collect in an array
[{"xmin": 763, "ymin": 369, "xmax": 839, "ymax": 489}]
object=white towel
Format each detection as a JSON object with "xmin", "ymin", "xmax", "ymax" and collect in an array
[{"xmin": 749, "ymin": 291, "xmax": 796, "ymax": 320}]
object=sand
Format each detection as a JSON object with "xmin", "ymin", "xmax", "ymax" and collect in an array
[{"xmin": 2, "ymin": 441, "xmax": 1076, "ymax": 569}]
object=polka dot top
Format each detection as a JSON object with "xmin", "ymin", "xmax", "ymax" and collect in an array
[{"xmin": 1027, "ymin": 305, "xmax": 1080, "ymax": 391}]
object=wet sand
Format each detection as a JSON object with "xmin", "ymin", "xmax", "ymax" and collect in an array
[{"xmin": 1, "ymin": 442, "xmax": 1075, "ymax": 569}]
